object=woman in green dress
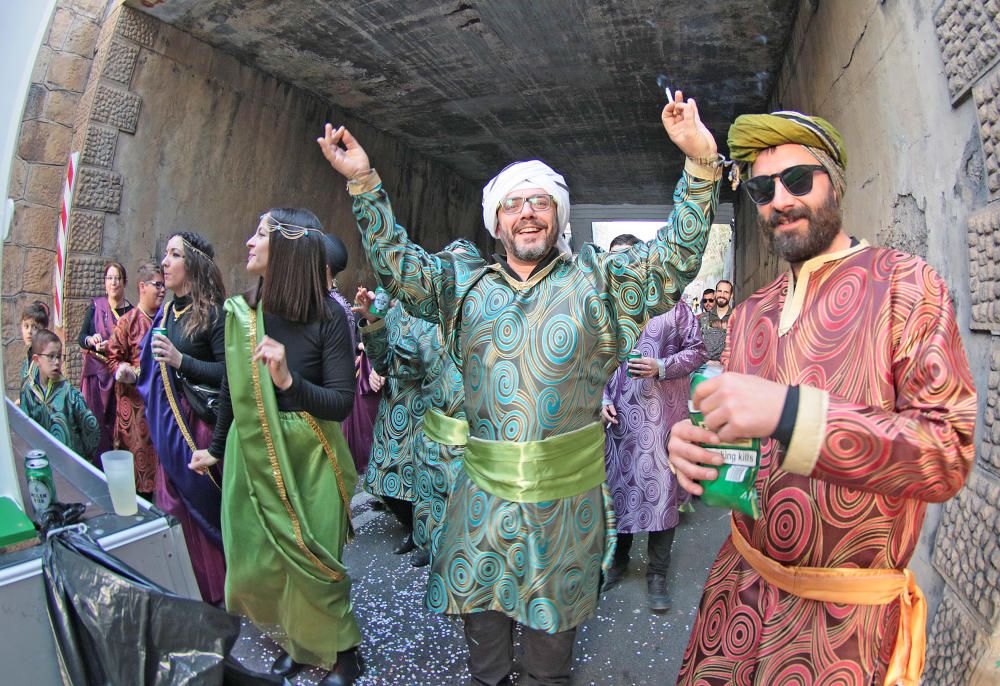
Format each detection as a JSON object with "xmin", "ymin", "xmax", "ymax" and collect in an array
[{"xmin": 190, "ymin": 208, "xmax": 362, "ymax": 686}]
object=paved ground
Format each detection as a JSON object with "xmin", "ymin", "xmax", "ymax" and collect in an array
[{"xmin": 231, "ymin": 492, "xmax": 730, "ymax": 685}]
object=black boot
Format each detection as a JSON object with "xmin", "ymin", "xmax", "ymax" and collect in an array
[
  {"xmin": 647, "ymin": 573, "xmax": 670, "ymax": 613},
  {"xmin": 602, "ymin": 559, "xmax": 628, "ymax": 592},
  {"xmin": 270, "ymin": 650, "xmax": 305, "ymax": 678},
  {"xmin": 318, "ymin": 648, "xmax": 365, "ymax": 686},
  {"xmin": 394, "ymin": 533, "xmax": 416, "ymax": 555},
  {"xmin": 410, "ymin": 548, "xmax": 430, "ymax": 567}
]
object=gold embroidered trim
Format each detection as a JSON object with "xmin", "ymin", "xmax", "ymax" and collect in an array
[
  {"xmin": 247, "ymin": 309, "xmax": 344, "ymax": 581},
  {"xmin": 159, "ymin": 360, "xmax": 220, "ymax": 490},
  {"xmin": 301, "ymin": 412, "xmax": 355, "ymax": 540},
  {"xmin": 778, "ymin": 240, "xmax": 869, "ymax": 336}
]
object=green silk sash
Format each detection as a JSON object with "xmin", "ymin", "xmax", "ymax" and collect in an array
[
  {"xmin": 423, "ymin": 408, "xmax": 468, "ymax": 446},
  {"xmin": 464, "ymin": 422, "xmax": 606, "ymax": 503},
  {"xmin": 223, "ymin": 296, "xmax": 357, "ymax": 582}
]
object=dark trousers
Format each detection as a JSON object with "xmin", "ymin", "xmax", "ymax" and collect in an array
[
  {"xmin": 382, "ymin": 495, "xmax": 413, "ymax": 532},
  {"xmin": 614, "ymin": 527, "xmax": 675, "ymax": 577},
  {"xmin": 464, "ymin": 610, "xmax": 576, "ymax": 686}
]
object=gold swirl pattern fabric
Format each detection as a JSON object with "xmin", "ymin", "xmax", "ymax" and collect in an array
[
  {"xmin": 352, "ymin": 169, "xmax": 718, "ymax": 633},
  {"xmin": 677, "ymin": 246, "xmax": 976, "ymax": 686},
  {"xmin": 362, "ymin": 302, "xmax": 436, "ymax": 502}
]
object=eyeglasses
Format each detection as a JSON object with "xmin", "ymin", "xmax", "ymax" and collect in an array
[
  {"xmin": 37, "ymin": 352, "xmax": 63, "ymax": 362},
  {"xmin": 498, "ymin": 194, "xmax": 555, "ymax": 215},
  {"xmin": 744, "ymin": 164, "xmax": 827, "ymax": 205},
  {"xmin": 701, "ymin": 298, "xmax": 715, "ymax": 304},
  {"xmin": 144, "ymin": 280, "xmax": 166, "ymax": 289}
]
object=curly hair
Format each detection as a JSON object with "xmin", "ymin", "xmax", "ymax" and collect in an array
[{"xmin": 169, "ymin": 231, "xmax": 225, "ymax": 336}]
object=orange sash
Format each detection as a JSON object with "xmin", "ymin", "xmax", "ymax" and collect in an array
[{"xmin": 730, "ymin": 518, "xmax": 925, "ymax": 686}]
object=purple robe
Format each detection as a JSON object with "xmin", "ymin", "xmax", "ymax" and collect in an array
[
  {"xmin": 136, "ymin": 307, "xmax": 225, "ymax": 603},
  {"xmin": 343, "ymin": 350, "xmax": 381, "ymax": 475},
  {"xmin": 80, "ymin": 296, "xmax": 119, "ymax": 458},
  {"xmin": 603, "ymin": 301, "xmax": 707, "ymax": 534}
]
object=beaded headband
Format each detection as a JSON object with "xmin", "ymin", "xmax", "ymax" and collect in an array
[{"xmin": 261, "ymin": 214, "xmax": 315, "ymax": 240}]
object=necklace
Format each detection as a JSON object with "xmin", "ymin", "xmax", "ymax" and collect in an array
[{"xmin": 171, "ymin": 302, "xmax": 193, "ymax": 321}]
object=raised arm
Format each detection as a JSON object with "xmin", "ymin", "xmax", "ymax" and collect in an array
[
  {"xmin": 317, "ymin": 125, "xmax": 457, "ymax": 324},
  {"xmin": 593, "ymin": 95, "xmax": 721, "ymax": 355}
]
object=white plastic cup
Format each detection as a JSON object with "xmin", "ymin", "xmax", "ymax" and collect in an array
[{"xmin": 101, "ymin": 450, "xmax": 138, "ymax": 516}]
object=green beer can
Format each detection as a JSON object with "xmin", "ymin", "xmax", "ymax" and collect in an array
[
  {"xmin": 152, "ymin": 326, "xmax": 167, "ymax": 338},
  {"xmin": 24, "ymin": 450, "xmax": 56, "ymax": 518},
  {"xmin": 626, "ymin": 350, "xmax": 642, "ymax": 377},
  {"xmin": 689, "ymin": 364, "xmax": 761, "ymax": 519}
]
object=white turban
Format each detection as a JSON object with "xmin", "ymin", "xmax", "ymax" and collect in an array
[{"xmin": 482, "ymin": 160, "xmax": 572, "ymax": 255}]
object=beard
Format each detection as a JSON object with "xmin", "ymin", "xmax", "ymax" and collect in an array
[
  {"xmin": 757, "ymin": 194, "xmax": 842, "ymax": 264},
  {"xmin": 500, "ymin": 219, "xmax": 557, "ymax": 262},
  {"xmin": 714, "ymin": 296, "xmax": 729, "ymax": 308}
]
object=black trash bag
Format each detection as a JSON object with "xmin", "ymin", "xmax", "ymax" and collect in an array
[{"xmin": 42, "ymin": 528, "xmax": 283, "ymax": 686}]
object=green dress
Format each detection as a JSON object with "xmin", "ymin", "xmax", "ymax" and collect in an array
[
  {"xmin": 352, "ymin": 165, "xmax": 718, "ymax": 632},
  {"xmin": 363, "ymin": 301, "xmax": 435, "ymax": 502},
  {"xmin": 220, "ymin": 297, "xmax": 361, "ymax": 667}
]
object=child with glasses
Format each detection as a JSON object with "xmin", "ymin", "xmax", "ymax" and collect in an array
[
  {"xmin": 20, "ymin": 329, "xmax": 99, "ymax": 461},
  {"xmin": 19, "ymin": 300, "xmax": 50, "ymax": 388}
]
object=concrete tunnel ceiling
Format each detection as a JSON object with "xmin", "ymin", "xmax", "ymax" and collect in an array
[{"xmin": 128, "ymin": 0, "xmax": 798, "ymax": 205}]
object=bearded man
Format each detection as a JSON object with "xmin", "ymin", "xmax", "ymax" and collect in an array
[
  {"xmin": 669, "ymin": 111, "xmax": 976, "ymax": 686},
  {"xmin": 319, "ymin": 93, "xmax": 721, "ymax": 685}
]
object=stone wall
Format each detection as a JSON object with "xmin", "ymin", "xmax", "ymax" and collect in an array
[
  {"xmin": 731, "ymin": 1, "xmax": 997, "ymax": 682},
  {"xmin": 4, "ymin": 1, "xmax": 486, "ymax": 393},
  {"xmin": 3, "ymin": 0, "xmax": 109, "ymax": 395}
]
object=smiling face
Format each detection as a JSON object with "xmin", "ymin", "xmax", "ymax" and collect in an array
[
  {"xmin": 495, "ymin": 187, "xmax": 559, "ymax": 265},
  {"xmin": 161, "ymin": 235, "xmax": 188, "ymax": 293},
  {"xmin": 33, "ymin": 341, "xmax": 63, "ymax": 382},
  {"xmin": 139, "ymin": 272, "xmax": 166, "ymax": 312},
  {"xmin": 751, "ymin": 144, "xmax": 844, "ymax": 264},
  {"xmin": 104, "ymin": 264, "xmax": 125, "ymax": 301},
  {"xmin": 246, "ymin": 216, "xmax": 271, "ymax": 276}
]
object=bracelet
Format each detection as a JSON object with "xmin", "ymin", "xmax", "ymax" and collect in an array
[
  {"xmin": 687, "ymin": 153, "xmax": 726, "ymax": 168},
  {"xmin": 346, "ymin": 168, "xmax": 379, "ymax": 194}
]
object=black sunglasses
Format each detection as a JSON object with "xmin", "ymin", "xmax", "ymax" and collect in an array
[{"xmin": 744, "ymin": 164, "xmax": 827, "ymax": 205}]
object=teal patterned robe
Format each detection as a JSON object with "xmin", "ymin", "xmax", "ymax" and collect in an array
[
  {"xmin": 352, "ymin": 164, "xmax": 718, "ymax": 632},
  {"xmin": 20, "ymin": 376, "xmax": 100, "ymax": 461},
  {"xmin": 365, "ymin": 318, "xmax": 468, "ymax": 557},
  {"xmin": 363, "ymin": 301, "xmax": 436, "ymax": 502}
]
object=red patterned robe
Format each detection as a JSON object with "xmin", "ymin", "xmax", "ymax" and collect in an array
[
  {"xmin": 677, "ymin": 243, "xmax": 976, "ymax": 685},
  {"xmin": 106, "ymin": 307, "xmax": 159, "ymax": 494}
]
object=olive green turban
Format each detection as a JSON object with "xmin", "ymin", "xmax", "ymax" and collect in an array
[{"xmin": 728, "ymin": 111, "xmax": 847, "ymax": 199}]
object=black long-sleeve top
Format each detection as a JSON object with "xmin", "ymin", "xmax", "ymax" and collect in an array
[
  {"xmin": 77, "ymin": 300, "xmax": 133, "ymax": 349},
  {"xmin": 207, "ymin": 299, "xmax": 356, "ymax": 458},
  {"xmin": 164, "ymin": 295, "xmax": 226, "ymax": 386}
]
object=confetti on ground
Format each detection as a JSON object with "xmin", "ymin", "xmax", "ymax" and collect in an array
[{"xmin": 229, "ymin": 492, "xmax": 728, "ymax": 685}]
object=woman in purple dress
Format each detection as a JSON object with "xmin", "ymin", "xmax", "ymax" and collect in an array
[
  {"xmin": 78, "ymin": 261, "xmax": 133, "ymax": 459},
  {"xmin": 137, "ymin": 231, "xmax": 226, "ymax": 603}
]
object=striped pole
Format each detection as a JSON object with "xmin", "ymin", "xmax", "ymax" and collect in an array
[{"xmin": 52, "ymin": 152, "xmax": 79, "ymax": 330}]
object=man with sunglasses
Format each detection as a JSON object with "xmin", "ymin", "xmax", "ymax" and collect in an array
[
  {"xmin": 106, "ymin": 261, "xmax": 167, "ymax": 500},
  {"xmin": 669, "ymin": 111, "xmax": 976, "ymax": 686},
  {"xmin": 319, "ymin": 92, "xmax": 721, "ymax": 685},
  {"xmin": 697, "ymin": 288, "xmax": 715, "ymax": 315}
]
